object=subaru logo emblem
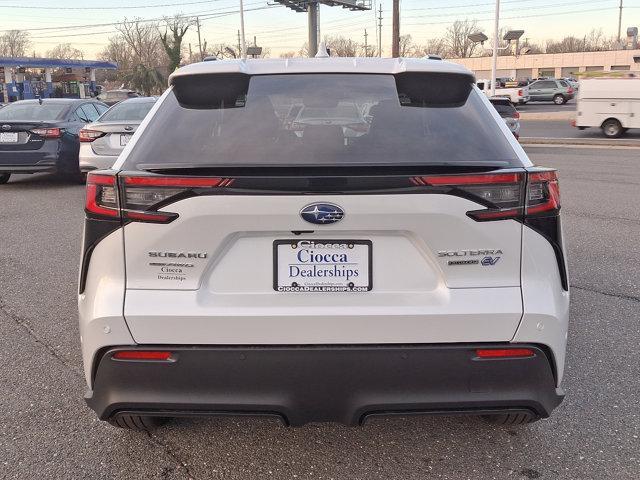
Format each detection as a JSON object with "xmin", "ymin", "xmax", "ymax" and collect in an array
[
  {"xmin": 1, "ymin": 124, "xmax": 10, "ymax": 131},
  {"xmin": 300, "ymin": 203, "xmax": 345, "ymax": 225}
]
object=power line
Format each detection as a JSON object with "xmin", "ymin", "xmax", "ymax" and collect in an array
[{"xmin": 0, "ymin": 0, "xmax": 232, "ymax": 10}]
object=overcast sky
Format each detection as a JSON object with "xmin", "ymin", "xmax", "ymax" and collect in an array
[{"xmin": 0, "ymin": 0, "xmax": 637, "ymax": 58}]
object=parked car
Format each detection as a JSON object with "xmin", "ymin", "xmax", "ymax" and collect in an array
[
  {"xmin": 572, "ymin": 76, "xmax": 640, "ymax": 138},
  {"xmin": 477, "ymin": 79, "xmax": 530, "ymax": 104},
  {"xmin": 80, "ymin": 57, "xmax": 568, "ymax": 431},
  {"xmin": 527, "ymin": 79, "xmax": 575, "ymax": 104},
  {"xmin": 96, "ymin": 89, "xmax": 140, "ymax": 106},
  {"xmin": 489, "ymin": 96, "xmax": 520, "ymax": 139},
  {"xmin": 79, "ymin": 97, "xmax": 158, "ymax": 173},
  {"xmin": 0, "ymin": 98, "xmax": 108, "ymax": 184}
]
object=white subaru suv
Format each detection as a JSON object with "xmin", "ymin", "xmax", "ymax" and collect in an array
[{"xmin": 78, "ymin": 57, "xmax": 569, "ymax": 430}]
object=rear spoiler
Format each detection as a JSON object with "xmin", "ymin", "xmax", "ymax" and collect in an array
[{"xmin": 170, "ymin": 71, "xmax": 476, "ymax": 110}]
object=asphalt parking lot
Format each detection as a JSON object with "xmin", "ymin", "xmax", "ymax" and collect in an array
[{"xmin": 0, "ymin": 146, "xmax": 638, "ymax": 480}]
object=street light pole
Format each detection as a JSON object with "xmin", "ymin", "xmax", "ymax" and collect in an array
[
  {"xmin": 490, "ymin": 0, "xmax": 500, "ymax": 96},
  {"xmin": 239, "ymin": 0, "xmax": 247, "ymax": 59}
]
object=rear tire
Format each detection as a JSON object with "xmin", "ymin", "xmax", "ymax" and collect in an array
[
  {"xmin": 0, "ymin": 173, "xmax": 10, "ymax": 184},
  {"xmin": 553, "ymin": 94, "xmax": 566, "ymax": 105},
  {"xmin": 481, "ymin": 412, "xmax": 537, "ymax": 425},
  {"xmin": 107, "ymin": 414, "xmax": 168, "ymax": 431},
  {"xmin": 601, "ymin": 119, "xmax": 623, "ymax": 138}
]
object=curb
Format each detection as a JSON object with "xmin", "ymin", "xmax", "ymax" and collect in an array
[
  {"xmin": 520, "ymin": 137, "xmax": 640, "ymax": 147},
  {"xmin": 519, "ymin": 112, "xmax": 575, "ymax": 121}
]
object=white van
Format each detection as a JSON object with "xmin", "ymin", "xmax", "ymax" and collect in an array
[{"xmin": 573, "ymin": 76, "xmax": 640, "ymax": 138}]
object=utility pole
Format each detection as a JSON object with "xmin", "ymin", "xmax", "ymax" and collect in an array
[
  {"xmin": 196, "ymin": 17, "xmax": 204, "ymax": 61},
  {"xmin": 490, "ymin": 0, "xmax": 500, "ymax": 97},
  {"xmin": 308, "ymin": 1, "xmax": 318, "ymax": 57},
  {"xmin": 239, "ymin": 0, "xmax": 247, "ymax": 59},
  {"xmin": 378, "ymin": 3, "xmax": 383, "ymax": 57},
  {"xmin": 391, "ymin": 0, "xmax": 399, "ymax": 57},
  {"xmin": 237, "ymin": 30, "xmax": 242, "ymax": 58},
  {"xmin": 364, "ymin": 29, "xmax": 369, "ymax": 57},
  {"xmin": 618, "ymin": 0, "xmax": 623, "ymax": 42}
]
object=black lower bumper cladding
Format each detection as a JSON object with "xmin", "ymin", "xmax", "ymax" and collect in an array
[{"xmin": 86, "ymin": 344, "xmax": 564, "ymax": 426}]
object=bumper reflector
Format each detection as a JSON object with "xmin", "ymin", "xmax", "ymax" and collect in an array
[
  {"xmin": 112, "ymin": 351, "xmax": 173, "ymax": 361},
  {"xmin": 475, "ymin": 348, "xmax": 535, "ymax": 359}
]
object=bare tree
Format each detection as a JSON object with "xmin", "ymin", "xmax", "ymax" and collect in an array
[
  {"xmin": 413, "ymin": 37, "xmax": 449, "ymax": 58},
  {"xmin": 46, "ymin": 43, "xmax": 84, "ymax": 60},
  {"xmin": 545, "ymin": 29, "xmax": 617, "ymax": 53},
  {"xmin": 325, "ymin": 35, "xmax": 359, "ymax": 57},
  {"xmin": 116, "ymin": 19, "xmax": 165, "ymax": 68},
  {"xmin": 0, "ymin": 30, "xmax": 31, "ymax": 57},
  {"xmin": 159, "ymin": 15, "xmax": 193, "ymax": 72},
  {"xmin": 209, "ymin": 43, "xmax": 240, "ymax": 59},
  {"xmin": 279, "ymin": 51, "xmax": 297, "ymax": 59},
  {"xmin": 398, "ymin": 34, "xmax": 414, "ymax": 57},
  {"xmin": 445, "ymin": 20, "xmax": 482, "ymax": 58}
]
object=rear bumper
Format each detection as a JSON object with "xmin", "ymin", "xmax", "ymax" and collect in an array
[{"xmin": 86, "ymin": 344, "xmax": 564, "ymax": 426}]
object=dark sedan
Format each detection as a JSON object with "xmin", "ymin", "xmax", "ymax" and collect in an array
[{"xmin": 0, "ymin": 98, "xmax": 108, "ymax": 184}]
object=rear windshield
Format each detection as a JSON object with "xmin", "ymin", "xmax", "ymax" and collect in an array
[
  {"xmin": 491, "ymin": 102, "xmax": 516, "ymax": 115},
  {"xmin": 99, "ymin": 100, "xmax": 155, "ymax": 122},
  {"xmin": 124, "ymin": 74, "xmax": 520, "ymax": 169},
  {"xmin": 0, "ymin": 103, "xmax": 68, "ymax": 121}
]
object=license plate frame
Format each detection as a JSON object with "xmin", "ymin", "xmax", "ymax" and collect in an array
[
  {"xmin": 273, "ymin": 239, "xmax": 372, "ymax": 293},
  {"xmin": 0, "ymin": 132, "xmax": 19, "ymax": 143}
]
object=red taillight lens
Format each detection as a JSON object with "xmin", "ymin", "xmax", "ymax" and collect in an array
[
  {"xmin": 410, "ymin": 170, "xmax": 560, "ymax": 222},
  {"xmin": 476, "ymin": 348, "xmax": 535, "ymax": 358},
  {"xmin": 518, "ymin": 89, "xmax": 523, "ymax": 96},
  {"xmin": 567, "ymin": 87, "xmax": 574, "ymax": 94},
  {"xmin": 79, "ymin": 129, "xmax": 105, "ymax": 142},
  {"xmin": 526, "ymin": 170, "xmax": 560, "ymax": 216},
  {"xmin": 122, "ymin": 175, "xmax": 232, "ymax": 223},
  {"xmin": 513, "ymin": 111, "xmax": 520, "ymax": 119},
  {"xmin": 85, "ymin": 174, "xmax": 234, "ymax": 222},
  {"xmin": 85, "ymin": 172, "xmax": 119, "ymax": 218},
  {"xmin": 112, "ymin": 351, "xmax": 173, "ymax": 361},
  {"xmin": 412, "ymin": 173, "xmax": 525, "ymax": 221},
  {"xmin": 30, "ymin": 127, "xmax": 61, "ymax": 139}
]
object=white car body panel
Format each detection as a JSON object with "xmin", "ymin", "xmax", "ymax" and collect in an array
[{"xmin": 77, "ymin": 229, "xmax": 134, "ymax": 385}]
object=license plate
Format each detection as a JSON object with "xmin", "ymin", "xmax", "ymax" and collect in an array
[
  {"xmin": 274, "ymin": 239, "xmax": 372, "ymax": 292},
  {"xmin": 0, "ymin": 132, "xmax": 18, "ymax": 143},
  {"xmin": 120, "ymin": 134, "xmax": 132, "ymax": 146}
]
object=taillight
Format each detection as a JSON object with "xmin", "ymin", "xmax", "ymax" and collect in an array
[
  {"xmin": 30, "ymin": 127, "xmax": 61, "ymax": 139},
  {"xmin": 84, "ymin": 172, "xmax": 234, "ymax": 223},
  {"xmin": 85, "ymin": 172, "xmax": 119, "ymax": 219},
  {"xmin": 567, "ymin": 87, "xmax": 574, "ymax": 94},
  {"xmin": 518, "ymin": 89, "xmax": 523, "ymax": 96},
  {"xmin": 475, "ymin": 348, "xmax": 535, "ymax": 359},
  {"xmin": 526, "ymin": 171, "xmax": 560, "ymax": 216},
  {"xmin": 513, "ymin": 111, "xmax": 520, "ymax": 119},
  {"xmin": 412, "ymin": 173, "xmax": 525, "ymax": 221},
  {"xmin": 410, "ymin": 169, "xmax": 560, "ymax": 222},
  {"xmin": 79, "ymin": 129, "xmax": 105, "ymax": 142}
]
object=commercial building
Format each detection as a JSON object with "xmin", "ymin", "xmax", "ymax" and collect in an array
[
  {"xmin": 449, "ymin": 49, "xmax": 640, "ymax": 80},
  {"xmin": 0, "ymin": 57, "xmax": 117, "ymax": 103}
]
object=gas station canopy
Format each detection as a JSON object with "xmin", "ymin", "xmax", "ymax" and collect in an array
[{"xmin": 0, "ymin": 57, "xmax": 117, "ymax": 70}]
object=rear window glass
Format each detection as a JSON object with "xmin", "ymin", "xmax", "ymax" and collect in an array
[
  {"xmin": 558, "ymin": 80, "xmax": 568, "ymax": 87},
  {"xmin": 100, "ymin": 100, "xmax": 155, "ymax": 122},
  {"xmin": 490, "ymin": 101, "xmax": 516, "ymax": 115},
  {"xmin": 0, "ymin": 103, "xmax": 68, "ymax": 121},
  {"xmin": 124, "ymin": 74, "xmax": 520, "ymax": 169}
]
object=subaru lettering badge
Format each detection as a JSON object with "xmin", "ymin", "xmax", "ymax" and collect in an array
[{"xmin": 300, "ymin": 203, "xmax": 345, "ymax": 225}]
